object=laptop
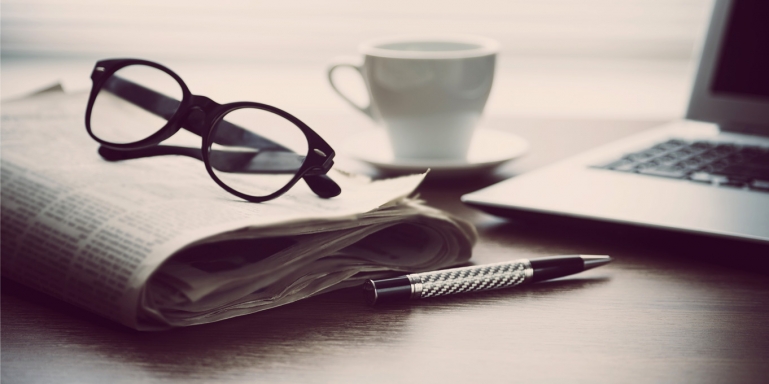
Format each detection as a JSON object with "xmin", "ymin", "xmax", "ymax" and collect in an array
[{"xmin": 462, "ymin": 0, "xmax": 769, "ymax": 244}]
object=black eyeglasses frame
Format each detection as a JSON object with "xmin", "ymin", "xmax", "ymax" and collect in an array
[{"xmin": 84, "ymin": 58, "xmax": 338, "ymax": 203}]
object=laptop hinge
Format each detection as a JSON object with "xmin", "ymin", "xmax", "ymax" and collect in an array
[{"xmin": 720, "ymin": 122, "xmax": 769, "ymax": 138}]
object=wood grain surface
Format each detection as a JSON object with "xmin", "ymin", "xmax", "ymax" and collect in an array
[{"xmin": 3, "ymin": 117, "xmax": 769, "ymax": 384}]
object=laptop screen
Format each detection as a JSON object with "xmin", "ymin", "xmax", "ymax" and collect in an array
[
  {"xmin": 687, "ymin": 0, "xmax": 769, "ymax": 130},
  {"xmin": 711, "ymin": 0, "xmax": 769, "ymax": 100}
]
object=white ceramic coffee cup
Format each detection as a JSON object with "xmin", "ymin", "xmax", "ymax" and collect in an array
[{"xmin": 328, "ymin": 35, "xmax": 498, "ymax": 160}]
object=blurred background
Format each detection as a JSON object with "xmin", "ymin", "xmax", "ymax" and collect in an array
[{"xmin": 1, "ymin": 0, "xmax": 713, "ymax": 120}]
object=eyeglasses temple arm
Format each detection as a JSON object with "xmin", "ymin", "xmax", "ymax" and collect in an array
[
  {"xmin": 98, "ymin": 146, "xmax": 341, "ymax": 198},
  {"xmin": 101, "ymin": 75, "xmax": 289, "ymax": 151}
]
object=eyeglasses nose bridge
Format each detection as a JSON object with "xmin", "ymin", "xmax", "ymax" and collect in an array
[{"xmin": 184, "ymin": 106, "xmax": 208, "ymax": 132}]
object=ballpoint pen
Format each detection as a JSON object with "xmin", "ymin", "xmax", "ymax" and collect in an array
[{"xmin": 363, "ymin": 255, "xmax": 612, "ymax": 305}]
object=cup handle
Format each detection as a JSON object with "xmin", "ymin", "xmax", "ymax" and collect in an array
[{"xmin": 327, "ymin": 58, "xmax": 373, "ymax": 119}]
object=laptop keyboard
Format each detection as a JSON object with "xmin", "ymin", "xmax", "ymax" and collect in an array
[{"xmin": 596, "ymin": 139, "xmax": 769, "ymax": 193}]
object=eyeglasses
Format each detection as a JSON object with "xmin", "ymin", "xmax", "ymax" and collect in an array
[{"xmin": 84, "ymin": 58, "xmax": 340, "ymax": 202}]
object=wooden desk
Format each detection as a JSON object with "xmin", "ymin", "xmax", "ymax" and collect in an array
[{"xmin": 3, "ymin": 117, "xmax": 769, "ymax": 383}]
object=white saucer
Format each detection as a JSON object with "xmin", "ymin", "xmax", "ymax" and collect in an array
[{"xmin": 340, "ymin": 127, "xmax": 529, "ymax": 177}]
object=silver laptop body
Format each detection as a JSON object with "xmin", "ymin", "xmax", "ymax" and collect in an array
[{"xmin": 462, "ymin": 0, "xmax": 769, "ymax": 244}]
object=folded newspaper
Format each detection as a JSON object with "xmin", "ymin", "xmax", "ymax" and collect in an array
[{"xmin": 0, "ymin": 89, "xmax": 477, "ymax": 330}]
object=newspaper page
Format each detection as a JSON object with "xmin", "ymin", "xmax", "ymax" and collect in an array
[{"xmin": 1, "ymin": 90, "xmax": 476, "ymax": 329}]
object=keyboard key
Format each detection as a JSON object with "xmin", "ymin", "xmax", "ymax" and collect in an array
[
  {"xmin": 738, "ymin": 146, "xmax": 766, "ymax": 158},
  {"xmin": 635, "ymin": 160, "xmax": 660, "ymax": 170},
  {"xmin": 749, "ymin": 180, "xmax": 769, "ymax": 192},
  {"xmin": 713, "ymin": 165, "xmax": 769, "ymax": 181},
  {"xmin": 720, "ymin": 179, "xmax": 747, "ymax": 189},
  {"xmin": 638, "ymin": 165, "xmax": 688, "ymax": 179},
  {"xmin": 708, "ymin": 159, "xmax": 731, "ymax": 172},
  {"xmin": 752, "ymin": 153, "xmax": 769, "ymax": 164},
  {"xmin": 691, "ymin": 141, "xmax": 715, "ymax": 150},
  {"xmin": 655, "ymin": 154, "xmax": 679, "ymax": 165},
  {"xmin": 626, "ymin": 152, "xmax": 656, "ymax": 162},
  {"xmin": 679, "ymin": 156, "xmax": 709, "ymax": 169},
  {"xmin": 689, "ymin": 172, "xmax": 716, "ymax": 184},
  {"xmin": 671, "ymin": 147, "xmax": 696, "ymax": 157},
  {"xmin": 598, "ymin": 159, "xmax": 637, "ymax": 172},
  {"xmin": 699, "ymin": 149, "xmax": 725, "ymax": 162},
  {"xmin": 654, "ymin": 139, "xmax": 687, "ymax": 150},
  {"xmin": 612, "ymin": 162, "xmax": 639, "ymax": 172},
  {"xmin": 715, "ymin": 143, "xmax": 738, "ymax": 153}
]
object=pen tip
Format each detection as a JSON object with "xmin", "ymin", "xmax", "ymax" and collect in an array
[{"xmin": 580, "ymin": 255, "xmax": 613, "ymax": 270}]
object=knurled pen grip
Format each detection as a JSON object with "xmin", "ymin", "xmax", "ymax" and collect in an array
[{"xmin": 363, "ymin": 255, "xmax": 612, "ymax": 305}]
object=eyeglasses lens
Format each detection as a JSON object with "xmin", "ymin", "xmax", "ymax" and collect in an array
[
  {"xmin": 208, "ymin": 107, "xmax": 309, "ymax": 198},
  {"xmin": 90, "ymin": 64, "xmax": 183, "ymax": 144}
]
